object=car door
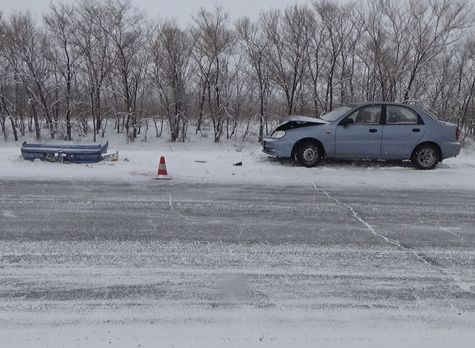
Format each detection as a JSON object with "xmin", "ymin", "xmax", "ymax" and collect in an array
[
  {"xmin": 334, "ymin": 105, "xmax": 383, "ymax": 159},
  {"xmin": 381, "ymin": 105, "xmax": 426, "ymax": 159}
]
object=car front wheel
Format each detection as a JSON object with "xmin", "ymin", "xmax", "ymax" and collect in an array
[
  {"xmin": 295, "ymin": 141, "xmax": 321, "ymax": 167},
  {"xmin": 412, "ymin": 144, "xmax": 440, "ymax": 170}
]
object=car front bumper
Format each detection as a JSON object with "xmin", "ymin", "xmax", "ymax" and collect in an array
[{"xmin": 262, "ymin": 137, "xmax": 293, "ymax": 158}]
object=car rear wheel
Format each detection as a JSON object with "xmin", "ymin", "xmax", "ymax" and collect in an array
[
  {"xmin": 295, "ymin": 141, "xmax": 321, "ymax": 167},
  {"xmin": 412, "ymin": 144, "xmax": 440, "ymax": 170}
]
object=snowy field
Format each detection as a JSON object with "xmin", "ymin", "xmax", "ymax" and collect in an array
[
  {"xmin": 1, "ymin": 136, "xmax": 475, "ymax": 347},
  {"xmin": 1, "ymin": 134, "xmax": 475, "ymax": 190}
]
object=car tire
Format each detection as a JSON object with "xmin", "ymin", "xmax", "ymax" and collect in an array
[
  {"xmin": 411, "ymin": 144, "xmax": 440, "ymax": 170},
  {"xmin": 295, "ymin": 141, "xmax": 321, "ymax": 167}
]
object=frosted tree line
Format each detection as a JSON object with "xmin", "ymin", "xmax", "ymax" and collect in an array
[{"xmin": 0, "ymin": 0, "xmax": 474, "ymax": 143}]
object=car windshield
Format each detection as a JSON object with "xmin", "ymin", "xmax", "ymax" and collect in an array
[{"xmin": 320, "ymin": 106, "xmax": 353, "ymax": 122}]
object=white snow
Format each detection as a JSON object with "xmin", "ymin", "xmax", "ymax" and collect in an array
[
  {"xmin": 1, "ymin": 134, "xmax": 475, "ymax": 190},
  {"xmin": 1, "ymin": 134, "xmax": 475, "ymax": 347},
  {"xmin": 1, "ymin": 240, "xmax": 474, "ymax": 348},
  {"xmin": 1, "ymin": 324, "xmax": 474, "ymax": 348}
]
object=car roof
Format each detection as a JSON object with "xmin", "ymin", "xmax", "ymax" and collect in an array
[{"xmin": 344, "ymin": 101, "xmax": 421, "ymax": 108}]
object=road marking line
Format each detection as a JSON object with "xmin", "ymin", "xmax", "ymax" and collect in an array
[
  {"xmin": 312, "ymin": 183, "xmax": 474, "ymax": 303},
  {"xmin": 168, "ymin": 193, "xmax": 193, "ymax": 222},
  {"xmin": 315, "ymin": 184, "xmax": 403, "ymax": 249}
]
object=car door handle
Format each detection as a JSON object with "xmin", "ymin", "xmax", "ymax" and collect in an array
[
  {"xmin": 369, "ymin": 129, "xmax": 378, "ymax": 133},
  {"xmin": 412, "ymin": 128, "xmax": 421, "ymax": 133}
]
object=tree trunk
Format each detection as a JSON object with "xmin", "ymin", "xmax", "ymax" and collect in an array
[{"xmin": 9, "ymin": 117, "xmax": 19, "ymax": 141}]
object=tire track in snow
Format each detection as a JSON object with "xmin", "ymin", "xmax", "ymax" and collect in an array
[{"xmin": 312, "ymin": 183, "xmax": 474, "ymax": 305}]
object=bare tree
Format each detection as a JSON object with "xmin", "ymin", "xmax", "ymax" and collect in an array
[
  {"xmin": 73, "ymin": 0, "xmax": 114, "ymax": 141},
  {"xmin": 1, "ymin": 13, "xmax": 55, "ymax": 139},
  {"xmin": 99, "ymin": 0, "xmax": 146, "ymax": 140},
  {"xmin": 236, "ymin": 17, "xmax": 271, "ymax": 141},
  {"xmin": 403, "ymin": 0, "xmax": 471, "ymax": 101},
  {"xmin": 428, "ymin": 39, "xmax": 475, "ymax": 137},
  {"xmin": 262, "ymin": 6, "xmax": 312, "ymax": 115},
  {"xmin": 0, "ymin": 14, "xmax": 19, "ymax": 141},
  {"xmin": 0, "ymin": 0, "xmax": 474, "ymax": 143},
  {"xmin": 150, "ymin": 21, "xmax": 193, "ymax": 142},
  {"xmin": 311, "ymin": 1, "xmax": 360, "ymax": 111},
  {"xmin": 192, "ymin": 7, "xmax": 234, "ymax": 142},
  {"xmin": 44, "ymin": 3, "xmax": 81, "ymax": 140}
]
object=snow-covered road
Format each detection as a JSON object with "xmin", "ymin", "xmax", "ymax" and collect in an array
[{"xmin": 0, "ymin": 180, "xmax": 474, "ymax": 347}]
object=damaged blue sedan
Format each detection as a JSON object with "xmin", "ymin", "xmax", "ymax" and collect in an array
[{"xmin": 262, "ymin": 102, "xmax": 461, "ymax": 170}]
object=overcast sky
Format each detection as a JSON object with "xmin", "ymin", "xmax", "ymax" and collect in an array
[{"xmin": 2, "ymin": 0, "xmax": 312, "ymax": 24}]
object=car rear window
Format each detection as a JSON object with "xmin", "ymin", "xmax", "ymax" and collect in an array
[{"xmin": 386, "ymin": 106, "xmax": 418, "ymax": 124}]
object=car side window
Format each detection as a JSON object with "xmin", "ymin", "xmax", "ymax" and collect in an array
[
  {"xmin": 386, "ymin": 106, "xmax": 418, "ymax": 125},
  {"xmin": 345, "ymin": 106, "xmax": 382, "ymax": 125}
]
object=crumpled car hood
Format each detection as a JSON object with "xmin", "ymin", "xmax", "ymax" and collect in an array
[{"xmin": 275, "ymin": 115, "xmax": 328, "ymax": 131}]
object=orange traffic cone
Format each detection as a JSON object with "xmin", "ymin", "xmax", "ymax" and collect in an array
[{"xmin": 155, "ymin": 156, "xmax": 172, "ymax": 180}]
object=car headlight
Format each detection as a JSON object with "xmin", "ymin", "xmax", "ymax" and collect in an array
[{"xmin": 271, "ymin": 130, "xmax": 286, "ymax": 139}]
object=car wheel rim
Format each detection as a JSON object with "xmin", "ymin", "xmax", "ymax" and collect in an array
[
  {"xmin": 417, "ymin": 148, "xmax": 437, "ymax": 168},
  {"xmin": 303, "ymin": 147, "xmax": 316, "ymax": 163}
]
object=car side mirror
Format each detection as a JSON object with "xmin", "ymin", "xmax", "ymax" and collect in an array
[{"xmin": 340, "ymin": 118, "xmax": 354, "ymax": 127}]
